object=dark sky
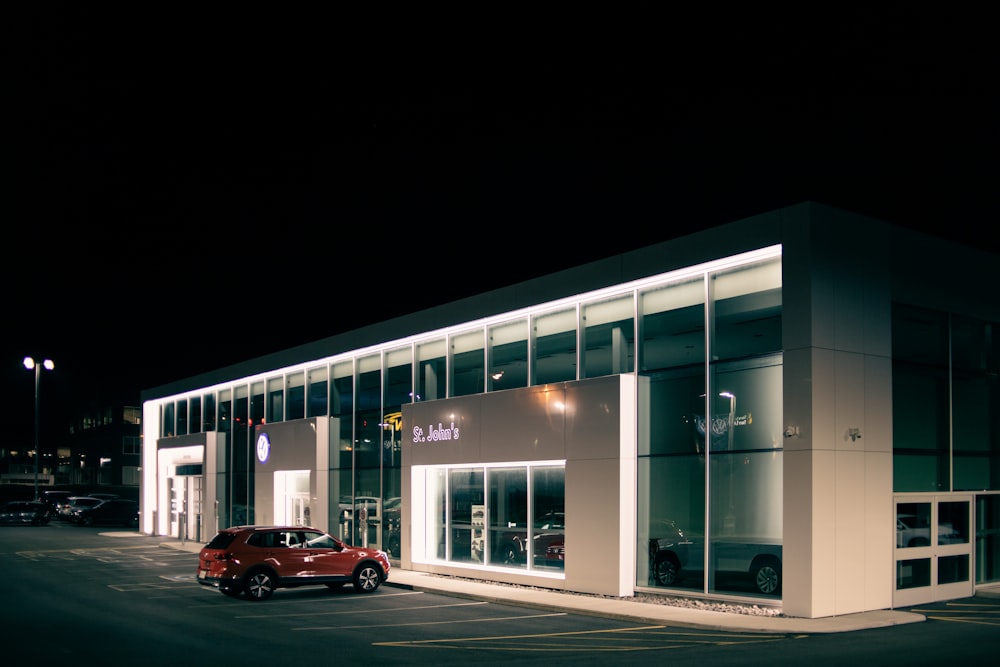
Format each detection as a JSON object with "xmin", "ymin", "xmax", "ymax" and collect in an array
[{"xmin": 5, "ymin": 6, "xmax": 998, "ymax": 445}]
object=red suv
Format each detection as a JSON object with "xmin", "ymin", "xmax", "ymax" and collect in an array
[{"xmin": 197, "ymin": 525, "xmax": 390, "ymax": 601}]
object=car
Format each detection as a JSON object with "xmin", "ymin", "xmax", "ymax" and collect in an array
[
  {"xmin": 496, "ymin": 510, "xmax": 565, "ymax": 566},
  {"xmin": 72, "ymin": 499, "xmax": 139, "ymax": 527},
  {"xmin": 896, "ymin": 514, "xmax": 963, "ymax": 547},
  {"xmin": 648, "ymin": 520, "xmax": 782, "ymax": 595},
  {"xmin": 88, "ymin": 492, "xmax": 120, "ymax": 501},
  {"xmin": 544, "ymin": 539, "xmax": 565, "ymax": 565},
  {"xmin": 37, "ymin": 490, "xmax": 74, "ymax": 519},
  {"xmin": 196, "ymin": 525, "xmax": 391, "ymax": 601},
  {"xmin": 56, "ymin": 496, "xmax": 103, "ymax": 521},
  {"xmin": 0, "ymin": 500, "xmax": 51, "ymax": 526}
]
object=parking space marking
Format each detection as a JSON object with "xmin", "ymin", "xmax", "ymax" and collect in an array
[
  {"xmin": 374, "ymin": 626, "xmax": 795, "ymax": 652},
  {"xmin": 301, "ymin": 611, "xmax": 570, "ymax": 632},
  {"xmin": 911, "ymin": 602, "xmax": 1000, "ymax": 627},
  {"xmin": 241, "ymin": 599, "xmax": 487, "ymax": 620}
]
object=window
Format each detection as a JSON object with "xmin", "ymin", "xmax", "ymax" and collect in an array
[
  {"xmin": 583, "ymin": 295, "xmax": 634, "ymax": 378},
  {"xmin": 533, "ymin": 308, "xmax": 577, "ymax": 385},
  {"xmin": 451, "ymin": 330, "xmax": 485, "ymax": 397}
]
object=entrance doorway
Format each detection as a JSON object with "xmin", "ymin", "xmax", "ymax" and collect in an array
[
  {"xmin": 894, "ymin": 495, "xmax": 973, "ymax": 607},
  {"xmin": 274, "ymin": 470, "xmax": 310, "ymax": 526}
]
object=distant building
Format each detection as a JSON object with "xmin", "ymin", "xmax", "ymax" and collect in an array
[
  {"xmin": 140, "ymin": 202, "xmax": 1000, "ymax": 619},
  {"xmin": 0, "ymin": 404, "xmax": 141, "ymax": 491}
]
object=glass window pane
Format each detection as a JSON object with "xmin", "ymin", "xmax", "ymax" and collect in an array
[
  {"xmin": 331, "ymin": 361, "xmax": 354, "ymax": 469},
  {"xmin": 896, "ymin": 558, "xmax": 931, "ymax": 589},
  {"xmin": 267, "ymin": 376, "xmax": 284, "ymax": 423},
  {"xmin": 896, "ymin": 502, "xmax": 932, "ymax": 548},
  {"xmin": 202, "ymin": 392, "xmax": 216, "ymax": 432},
  {"xmin": 938, "ymin": 501, "xmax": 969, "ymax": 545},
  {"xmin": 162, "ymin": 402, "xmax": 175, "ymax": 437},
  {"xmin": 583, "ymin": 294, "xmax": 635, "ymax": 378},
  {"xmin": 489, "ymin": 319, "xmax": 528, "ymax": 391},
  {"xmin": 416, "ymin": 338, "xmax": 446, "ymax": 402},
  {"xmin": 531, "ymin": 466, "xmax": 565, "ymax": 570},
  {"xmin": 286, "ymin": 371, "xmax": 305, "ymax": 420},
  {"xmin": 641, "ymin": 454, "xmax": 705, "ymax": 591},
  {"xmin": 250, "ymin": 382, "xmax": 264, "ymax": 427},
  {"xmin": 952, "ymin": 316, "xmax": 1000, "ymax": 491},
  {"xmin": 307, "ymin": 365, "xmax": 328, "ymax": 418},
  {"xmin": 711, "ymin": 258, "xmax": 782, "ymax": 362},
  {"xmin": 892, "ymin": 305, "xmax": 950, "ymax": 492},
  {"xmin": 489, "ymin": 467, "xmax": 528, "ymax": 569},
  {"xmin": 190, "ymin": 396, "xmax": 201, "ymax": 434},
  {"xmin": 449, "ymin": 468, "xmax": 484, "ymax": 563},
  {"xmin": 384, "ymin": 346, "xmax": 413, "ymax": 408},
  {"xmin": 533, "ymin": 308, "xmax": 577, "ymax": 385},
  {"xmin": 640, "ymin": 277, "xmax": 705, "ymax": 373},
  {"xmin": 451, "ymin": 329, "xmax": 485, "ymax": 397},
  {"xmin": 176, "ymin": 399, "xmax": 188, "ymax": 436}
]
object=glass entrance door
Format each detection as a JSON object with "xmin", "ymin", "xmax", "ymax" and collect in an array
[{"xmin": 894, "ymin": 495, "xmax": 973, "ymax": 607}]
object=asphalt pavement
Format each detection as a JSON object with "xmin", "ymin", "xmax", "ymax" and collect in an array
[{"xmin": 149, "ymin": 534, "xmax": 942, "ymax": 634}]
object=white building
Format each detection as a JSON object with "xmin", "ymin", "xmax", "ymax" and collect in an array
[{"xmin": 141, "ymin": 202, "xmax": 1000, "ymax": 618}]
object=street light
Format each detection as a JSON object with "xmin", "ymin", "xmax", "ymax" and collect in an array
[{"xmin": 23, "ymin": 356, "xmax": 54, "ymax": 501}]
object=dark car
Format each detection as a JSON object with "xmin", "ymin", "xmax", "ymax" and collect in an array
[
  {"xmin": 496, "ymin": 510, "xmax": 565, "ymax": 566},
  {"xmin": 648, "ymin": 520, "xmax": 782, "ymax": 595},
  {"xmin": 57, "ymin": 496, "xmax": 103, "ymax": 521},
  {"xmin": 197, "ymin": 525, "xmax": 391, "ymax": 601},
  {"xmin": 37, "ymin": 490, "xmax": 73, "ymax": 520},
  {"xmin": 72, "ymin": 499, "xmax": 139, "ymax": 527},
  {"xmin": 0, "ymin": 500, "xmax": 51, "ymax": 526}
]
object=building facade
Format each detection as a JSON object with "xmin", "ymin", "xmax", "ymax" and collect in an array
[{"xmin": 140, "ymin": 202, "xmax": 1000, "ymax": 618}]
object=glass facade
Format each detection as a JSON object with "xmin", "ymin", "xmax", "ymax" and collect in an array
[
  {"xmin": 154, "ymin": 246, "xmax": 783, "ymax": 599},
  {"xmin": 638, "ymin": 257, "xmax": 784, "ymax": 599},
  {"xmin": 892, "ymin": 304, "xmax": 1000, "ymax": 591}
]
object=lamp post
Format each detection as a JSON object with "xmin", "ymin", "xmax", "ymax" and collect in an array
[
  {"xmin": 719, "ymin": 391, "xmax": 736, "ymax": 533},
  {"xmin": 23, "ymin": 357, "xmax": 54, "ymax": 501}
]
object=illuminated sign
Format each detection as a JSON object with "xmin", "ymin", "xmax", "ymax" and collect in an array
[
  {"xmin": 412, "ymin": 422, "xmax": 460, "ymax": 443},
  {"xmin": 256, "ymin": 432, "xmax": 271, "ymax": 463}
]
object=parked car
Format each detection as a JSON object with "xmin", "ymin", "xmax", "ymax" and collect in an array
[
  {"xmin": 896, "ymin": 514, "xmax": 963, "ymax": 547},
  {"xmin": 544, "ymin": 539, "xmax": 565, "ymax": 565},
  {"xmin": 72, "ymin": 499, "xmax": 139, "ymax": 527},
  {"xmin": 196, "ymin": 525, "xmax": 391, "ymax": 600},
  {"xmin": 88, "ymin": 493, "xmax": 120, "ymax": 501},
  {"xmin": 496, "ymin": 510, "xmax": 565, "ymax": 566},
  {"xmin": 37, "ymin": 490, "xmax": 73, "ymax": 520},
  {"xmin": 0, "ymin": 500, "xmax": 51, "ymax": 526},
  {"xmin": 56, "ymin": 496, "xmax": 103, "ymax": 521},
  {"xmin": 648, "ymin": 520, "xmax": 782, "ymax": 595}
]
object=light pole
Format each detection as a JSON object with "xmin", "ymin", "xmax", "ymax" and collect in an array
[
  {"xmin": 23, "ymin": 357, "xmax": 55, "ymax": 501},
  {"xmin": 719, "ymin": 391, "xmax": 736, "ymax": 533}
]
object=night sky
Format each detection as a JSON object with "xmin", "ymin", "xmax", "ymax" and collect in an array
[{"xmin": 5, "ymin": 6, "xmax": 998, "ymax": 447}]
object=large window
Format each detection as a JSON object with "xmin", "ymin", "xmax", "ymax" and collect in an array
[
  {"xmin": 638, "ymin": 257, "xmax": 783, "ymax": 598},
  {"xmin": 451, "ymin": 330, "xmax": 485, "ymax": 397},
  {"xmin": 425, "ymin": 464, "xmax": 565, "ymax": 571},
  {"xmin": 892, "ymin": 305, "xmax": 951, "ymax": 492},
  {"xmin": 533, "ymin": 308, "xmax": 577, "ymax": 385},
  {"xmin": 489, "ymin": 319, "xmax": 528, "ymax": 391},
  {"xmin": 583, "ymin": 294, "xmax": 634, "ymax": 378}
]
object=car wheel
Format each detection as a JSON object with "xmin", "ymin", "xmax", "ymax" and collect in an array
[
  {"xmin": 353, "ymin": 564, "xmax": 381, "ymax": 593},
  {"xmin": 220, "ymin": 585, "xmax": 242, "ymax": 598},
  {"xmin": 751, "ymin": 557, "xmax": 781, "ymax": 595},
  {"xmin": 500, "ymin": 543, "xmax": 520, "ymax": 565},
  {"xmin": 81, "ymin": 516, "xmax": 93, "ymax": 527},
  {"xmin": 244, "ymin": 569, "xmax": 276, "ymax": 601},
  {"xmin": 654, "ymin": 553, "xmax": 681, "ymax": 586}
]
